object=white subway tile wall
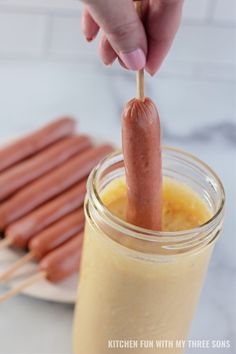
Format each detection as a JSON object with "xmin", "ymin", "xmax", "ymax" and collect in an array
[
  {"xmin": 50, "ymin": 15, "xmax": 97, "ymax": 60},
  {"xmin": 167, "ymin": 24, "xmax": 236, "ymax": 66},
  {"xmin": 0, "ymin": 0, "xmax": 81, "ymax": 11},
  {"xmin": 0, "ymin": 12, "xmax": 47, "ymax": 58},
  {"xmin": 0, "ymin": 0, "xmax": 235, "ymax": 81},
  {"xmin": 213, "ymin": 0, "xmax": 236, "ymax": 24},
  {"xmin": 182, "ymin": 0, "xmax": 209, "ymax": 21}
]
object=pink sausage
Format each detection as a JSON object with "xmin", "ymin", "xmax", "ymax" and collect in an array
[
  {"xmin": 40, "ymin": 232, "xmax": 84, "ymax": 283},
  {"xmin": 122, "ymin": 97, "xmax": 162, "ymax": 230},
  {"xmin": 29, "ymin": 208, "xmax": 85, "ymax": 260},
  {"xmin": 0, "ymin": 144, "xmax": 114, "ymax": 230},
  {"xmin": 0, "ymin": 135, "xmax": 91, "ymax": 201},
  {"xmin": 0, "ymin": 117, "xmax": 76, "ymax": 173},
  {"xmin": 6, "ymin": 180, "xmax": 87, "ymax": 248}
]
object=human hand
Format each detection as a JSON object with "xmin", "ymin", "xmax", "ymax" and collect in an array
[{"xmin": 81, "ymin": 0, "xmax": 183, "ymax": 75}]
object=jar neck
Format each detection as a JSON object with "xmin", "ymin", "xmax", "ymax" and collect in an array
[{"xmin": 86, "ymin": 148, "xmax": 225, "ymax": 256}]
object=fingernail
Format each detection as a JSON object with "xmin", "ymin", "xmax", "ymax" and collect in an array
[
  {"xmin": 119, "ymin": 48, "xmax": 146, "ymax": 71},
  {"xmin": 86, "ymin": 36, "xmax": 94, "ymax": 42},
  {"xmin": 104, "ymin": 56, "xmax": 117, "ymax": 66},
  {"xmin": 145, "ymin": 67, "xmax": 155, "ymax": 77}
]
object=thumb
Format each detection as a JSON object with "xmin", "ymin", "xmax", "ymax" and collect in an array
[{"xmin": 83, "ymin": 0, "xmax": 147, "ymax": 70}]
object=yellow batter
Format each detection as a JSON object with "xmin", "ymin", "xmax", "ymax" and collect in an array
[
  {"xmin": 73, "ymin": 178, "xmax": 214, "ymax": 354},
  {"xmin": 102, "ymin": 177, "xmax": 211, "ymax": 231}
]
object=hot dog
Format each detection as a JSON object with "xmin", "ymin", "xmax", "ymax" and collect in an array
[
  {"xmin": 40, "ymin": 232, "xmax": 83, "ymax": 282},
  {"xmin": 29, "ymin": 208, "xmax": 84, "ymax": 260},
  {"xmin": 6, "ymin": 180, "xmax": 87, "ymax": 248},
  {"xmin": 0, "ymin": 117, "xmax": 76, "ymax": 173},
  {"xmin": 122, "ymin": 97, "xmax": 162, "ymax": 230},
  {"xmin": 0, "ymin": 136, "xmax": 91, "ymax": 201},
  {"xmin": 0, "ymin": 144, "xmax": 113, "ymax": 229}
]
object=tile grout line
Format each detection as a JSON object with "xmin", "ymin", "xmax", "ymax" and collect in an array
[
  {"xmin": 205, "ymin": 0, "xmax": 218, "ymax": 22},
  {"xmin": 0, "ymin": 4, "xmax": 81, "ymax": 16},
  {"xmin": 182, "ymin": 18, "xmax": 236, "ymax": 29},
  {"xmin": 42, "ymin": 14, "xmax": 53, "ymax": 60},
  {"xmin": 0, "ymin": 5, "xmax": 235, "ymax": 28}
]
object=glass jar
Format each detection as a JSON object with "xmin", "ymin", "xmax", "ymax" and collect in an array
[{"xmin": 73, "ymin": 147, "xmax": 225, "ymax": 354}]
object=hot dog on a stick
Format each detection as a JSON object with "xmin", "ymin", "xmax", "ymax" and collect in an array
[
  {"xmin": 122, "ymin": 98, "xmax": 162, "ymax": 230},
  {"xmin": 0, "ymin": 135, "xmax": 91, "ymax": 202},
  {"xmin": 0, "ymin": 209, "xmax": 84, "ymax": 282},
  {"xmin": 5, "ymin": 180, "xmax": 87, "ymax": 249},
  {"xmin": 40, "ymin": 231, "xmax": 84, "ymax": 282},
  {"xmin": 0, "ymin": 117, "xmax": 76, "ymax": 173},
  {"xmin": 0, "ymin": 144, "xmax": 114, "ymax": 230},
  {"xmin": 29, "ymin": 208, "xmax": 84, "ymax": 260},
  {"xmin": 122, "ymin": 1, "xmax": 162, "ymax": 230},
  {"xmin": 0, "ymin": 232, "xmax": 84, "ymax": 303}
]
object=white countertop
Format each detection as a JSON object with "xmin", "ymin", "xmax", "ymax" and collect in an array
[{"xmin": 0, "ymin": 54, "xmax": 235, "ymax": 354}]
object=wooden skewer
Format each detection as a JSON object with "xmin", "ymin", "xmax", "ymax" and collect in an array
[
  {"xmin": 0, "ymin": 237, "xmax": 12, "ymax": 250},
  {"xmin": 0, "ymin": 271, "xmax": 46, "ymax": 303},
  {"xmin": 135, "ymin": 0, "xmax": 142, "ymax": 17},
  {"xmin": 136, "ymin": 70, "xmax": 145, "ymax": 102},
  {"xmin": 135, "ymin": 1, "xmax": 145, "ymax": 102},
  {"xmin": 0, "ymin": 251, "xmax": 35, "ymax": 282}
]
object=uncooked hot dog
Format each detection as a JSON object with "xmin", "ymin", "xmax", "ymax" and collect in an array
[
  {"xmin": 29, "ymin": 208, "xmax": 84, "ymax": 260},
  {"xmin": 0, "ymin": 117, "xmax": 76, "ymax": 173},
  {"xmin": 0, "ymin": 135, "xmax": 91, "ymax": 201},
  {"xmin": 122, "ymin": 97, "xmax": 162, "ymax": 230},
  {"xmin": 6, "ymin": 180, "xmax": 87, "ymax": 248},
  {"xmin": 0, "ymin": 144, "xmax": 113, "ymax": 229},
  {"xmin": 40, "ymin": 232, "xmax": 83, "ymax": 283}
]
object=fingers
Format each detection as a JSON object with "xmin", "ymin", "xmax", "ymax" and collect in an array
[
  {"xmin": 145, "ymin": 0, "xmax": 184, "ymax": 75},
  {"xmin": 82, "ymin": 0, "xmax": 183, "ymax": 74},
  {"xmin": 81, "ymin": 7, "xmax": 118, "ymax": 66},
  {"xmin": 99, "ymin": 34, "xmax": 117, "ymax": 65},
  {"xmin": 81, "ymin": 7, "xmax": 100, "ymax": 41},
  {"xmin": 84, "ymin": 0, "xmax": 147, "ymax": 70}
]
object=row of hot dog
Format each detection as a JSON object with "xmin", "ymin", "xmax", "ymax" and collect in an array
[{"xmin": 0, "ymin": 117, "xmax": 113, "ymax": 284}]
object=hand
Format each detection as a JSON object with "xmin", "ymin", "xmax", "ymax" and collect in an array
[{"xmin": 81, "ymin": 0, "xmax": 183, "ymax": 75}]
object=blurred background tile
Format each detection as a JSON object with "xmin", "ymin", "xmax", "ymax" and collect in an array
[
  {"xmin": 49, "ymin": 15, "xmax": 97, "ymax": 60},
  {"xmin": 182, "ymin": 0, "xmax": 209, "ymax": 21},
  {"xmin": 213, "ymin": 0, "xmax": 236, "ymax": 24},
  {"xmin": 167, "ymin": 24, "xmax": 235, "ymax": 66},
  {"xmin": 0, "ymin": 12, "xmax": 47, "ymax": 58},
  {"xmin": 0, "ymin": 0, "xmax": 81, "ymax": 11}
]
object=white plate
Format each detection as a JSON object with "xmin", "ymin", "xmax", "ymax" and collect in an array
[{"xmin": 0, "ymin": 135, "xmax": 108, "ymax": 304}]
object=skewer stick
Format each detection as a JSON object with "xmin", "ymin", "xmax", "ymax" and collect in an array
[
  {"xmin": 136, "ymin": 69, "xmax": 145, "ymax": 102},
  {"xmin": 135, "ymin": 1, "xmax": 145, "ymax": 102},
  {"xmin": 0, "ymin": 252, "xmax": 35, "ymax": 282},
  {"xmin": 0, "ymin": 271, "xmax": 46, "ymax": 303},
  {"xmin": 0, "ymin": 237, "xmax": 12, "ymax": 250}
]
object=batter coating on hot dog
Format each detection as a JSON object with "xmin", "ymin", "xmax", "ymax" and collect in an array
[
  {"xmin": 29, "ymin": 208, "xmax": 84, "ymax": 260},
  {"xmin": 0, "ymin": 117, "xmax": 76, "ymax": 173},
  {"xmin": 0, "ymin": 136, "xmax": 91, "ymax": 201},
  {"xmin": 6, "ymin": 180, "xmax": 87, "ymax": 248},
  {"xmin": 122, "ymin": 97, "xmax": 162, "ymax": 230},
  {"xmin": 0, "ymin": 144, "xmax": 114, "ymax": 229},
  {"xmin": 40, "ymin": 232, "xmax": 84, "ymax": 283}
]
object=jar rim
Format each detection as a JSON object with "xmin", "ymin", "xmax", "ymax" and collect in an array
[{"xmin": 87, "ymin": 146, "xmax": 225, "ymax": 244}]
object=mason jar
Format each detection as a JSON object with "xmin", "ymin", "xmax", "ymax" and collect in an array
[{"xmin": 73, "ymin": 147, "xmax": 225, "ymax": 354}]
